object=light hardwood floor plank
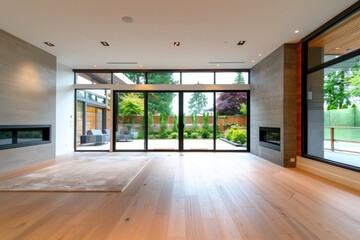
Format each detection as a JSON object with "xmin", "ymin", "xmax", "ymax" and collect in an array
[{"xmin": 0, "ymin": 152, "xmax": 358, "ymax": 240}]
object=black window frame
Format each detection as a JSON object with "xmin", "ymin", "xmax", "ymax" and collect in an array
[{"xmin": 301, "ymin": 2, "xmax": 360, "ymax": 172}]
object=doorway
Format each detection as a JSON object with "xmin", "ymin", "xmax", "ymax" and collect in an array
[{"xmin": 113, "ymin": 91, "xmax": 249, "ymax": 151}]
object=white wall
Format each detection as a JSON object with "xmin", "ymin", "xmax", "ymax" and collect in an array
[
  {"xmin": 297, "ymin": 156, "xmax": 360, "ymax": 191},
  {"xmin": 56, "ymin": 63, "xmax": 74, "ymax": 155}
]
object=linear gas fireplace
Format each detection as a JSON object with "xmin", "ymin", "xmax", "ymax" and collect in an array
[
  {"xmin": 259, "ymin": 127, "xmax": 280, "ymax": 151},
  {"xmin": 0, "ymin": 125, "xmax": 51, "ymax": 150}
]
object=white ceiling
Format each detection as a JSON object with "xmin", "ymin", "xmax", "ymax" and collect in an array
[{"xmin": 0, "ymin": 0, "xmax": 357, "ymax": 70}]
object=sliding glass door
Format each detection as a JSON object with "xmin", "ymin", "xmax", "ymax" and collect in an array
[
  {"xmin": 147, "ymin": 92, "xmax": 179, "ymax": 150},
  {"xmin": 183, "ymin": 92, "xmax": 214, "ymax": 150},
  {"xmin": 114, "ymin": 92, "xmax": 145, "ymax": 150},
  {"xmin": 113, "ymin": 90, "xmax": 249, "ymax": 151}
]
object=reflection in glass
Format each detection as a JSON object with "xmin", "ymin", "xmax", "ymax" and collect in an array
[
  {"xmin": 76, "ymin": 73, "xmax": 112, "ymax": 84},
  {"xmin": 113, "ymin": 72, "xmax": 145, "ymax": 84},
  {"xmin": 0, "ymin": 131, "xmax": 12, "ymax": 145},
  {"xmin": 17, "ymin": 130, "xmax": 42, "ymax": 143},
  {"xmin": 307, "ymin": 11, "xmax": 360, "ymax": 69},
  {"xmin": 307, "ymin": 56, "xmax": 360, "ymax": 168}
]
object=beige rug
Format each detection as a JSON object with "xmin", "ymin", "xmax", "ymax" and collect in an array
[{"xmin": 0, "ymin": 155, "xmax": 151, "ymax": 192}]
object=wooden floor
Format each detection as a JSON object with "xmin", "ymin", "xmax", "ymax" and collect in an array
[{"xmin": 0, "ymin": 152, "xmax": 359, "ymax": 240}]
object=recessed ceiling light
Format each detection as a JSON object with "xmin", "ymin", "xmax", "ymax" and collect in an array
[
  {"xmin": 258, "ymin": 53, "xmax": 262, "ymax": 57},
  {"xmin": 252, "ymin": 60, "xmax": 255, "ymax": 63},
  {"xmin": 122, "ymin": 16, "xmax": 134, "ymax": 23},
  {"xmin": 44, "ymin": 42, "xmax": 55, "ymax": 47},
  {"xmin": 139, "ymin": 65, "xmax": 143, "ymax": 68},
  {"xmin": 335, "ymin": 47, "xmax": 340, "ymax": 50},
  {"xmin": 101, "ymin": 41, "xmax": 110, "ymax": 46},
  {"xmin": 93, "ymin": 64, "xmax": 97, "ymax": 67},
  {"xmin": 237, "ymin": 40, "xmax": 246, "ymax": 46},
  {"xmin": 294, "ymin": 30, "xmax": 300, "ymax": 34},
  {"xmin": 217, "ymin": 64, "xmax": 220, "ymax": 67},
  {"xmin": 174, "ymin": 41, "xmax": 181, "ymax": 47}
]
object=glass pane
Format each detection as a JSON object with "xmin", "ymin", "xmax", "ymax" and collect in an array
[
  {"xmin": 148, "ymin": 92, "xmax": 178, "ymax": 150},
  {"xmin": 183, "ymin": 92, "xmax": 214, "ymax": 150},
  {"xmin": 182, "ymin": 72, "xmax": 214, "ymax": 84},
  {"xmin": 113, "ymin": 72, "xmax": 145, "ymax": 84},
  {"xmin": 215, "ymin": 72, "xmax": 249, "ymax": 84},
  {"xmin": 0, "ymin": 131, "xmax": 12, "ymax": 145},
  {"xmin": 307, "ymin": 56, "xmax": 360, "ymax": 167},
  {"xmin": 17, "ymin": 130, "xmax": 42, "ymax": 143},
  {"xmin": 307, "ymin": 10, "xmax": 360, "ymax": 69},
  {"xmin": 215, "ymin": 92, "xmax": 248, "ymax": 150},
  {"xmin": 147, "ymin": 72, "xmax": 180, "ymax": 84},
  {"xmin": 76, "ymin": 73, "xmax": 111, "ymax": 84},
  {"xmin": 76, "ymin": 89, "xmax": 110, "ymax": 151},
  {"xmin": 115, "ymin": 92, "xmax": 145, "ymax": 150}
]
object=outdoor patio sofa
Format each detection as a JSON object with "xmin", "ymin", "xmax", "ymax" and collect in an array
[{"xmin": 80, "ymin": 129, "xmax": 109, "ymax": 145}]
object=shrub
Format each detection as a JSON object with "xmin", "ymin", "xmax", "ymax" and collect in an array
[
  {"xmin": 225, "ymin": 125, "xmax": 247, "ymax": 144},
  {"xmin": 185, "ymin": 129, "xmax": 192, "ymax": 136},
  {"xmin": 171, "ymin": 132, "xmax": 178, "ymax": 139},
  {"xmin": 230, "ymin": 129, "xmax": 246, "ymax": 144},
  {"xmin": 184, "ymin": 132, "xmax": 188, "ymax": 138},
  {"xmin": 200, "ymin": 129, "xmax": 211, "ymax": 138},
  {"xmin": 160, "ymin": 131, "xmax": 169, "ymax": 139},
  {"xmin": 191, "ymin": 132, "xmax": 199, "ymax": 139}
]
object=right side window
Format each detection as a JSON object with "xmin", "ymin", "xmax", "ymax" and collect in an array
[{"xmin": 304, "ymin": 8, "xmax": 360, "ymax": 169}]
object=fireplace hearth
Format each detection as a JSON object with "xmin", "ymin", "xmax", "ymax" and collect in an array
[{"xmin": 259, "ymin": 127, "xmax": 280, "ymax": 151}]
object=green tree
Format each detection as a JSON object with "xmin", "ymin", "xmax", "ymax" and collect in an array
[
  {"xmin": 172, "ymin": 115, "xmax": 178, "ymax": 132},
  {"xmin": 123, "ymin": 73, "xmax": 146, "ymax": 84},
  {"xmin": 147, "ymin": 73, "xmax": 178, "ymax": 84},
  {"xmin": 191, "ymin": 113, "xmax": 198, "ymax": 131},
  {"xmin": 239, "ymin": 103, "xmax": 247, "ymax": 116},
  {"xmin": 159, "ymin": 112, "xmax": 169, "ymax": 138},
  {"xmin": 148, "ymin": 92, "xmax": 175, "ymax": 115},
  {"xmin": 119, "ymin": 93, "xmax": 144, "ymax": 115},
  {"xmin": 188, "ymin": 92, "xmax": 208, "ymax": 115},
  {"xmin": 148, "ymin": 112, "xmax": 154, "ymax": 134},
  {"xmin": 348, "ymin": 59, "xmax": 360, "ymax": 98},
  {"xmin": 325, "ymin": 70, "xmax": 351, "ymax": 110},
  {"xmin": 234, "ymin": 73, "xmax": 245, "ymax": 84},
  {"xmin": 202, "ymin": 112, "xmax": 210, "ymax": 131},
  {"xmin": 324, "ymin": 58, "xmax": 360, "ymax": 109}
]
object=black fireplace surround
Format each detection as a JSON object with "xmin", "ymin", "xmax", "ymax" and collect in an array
[
  {"xmin": 259, "ymin": 127, "xmax": 280, "ymax": 151},
  {"xmin": 0, "ymin": 125, "xmax": 51, "ymax": 150}
]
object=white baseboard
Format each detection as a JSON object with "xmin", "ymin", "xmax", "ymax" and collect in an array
[{"xmin": 297, "ymin": 156, "xmax": 360, "ymax": 191}]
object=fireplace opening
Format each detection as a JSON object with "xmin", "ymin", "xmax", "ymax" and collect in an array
[
  {"xmin": 259, "ymin": 127, "xmax": 280, "ymax": 151},
  {"xmin": 0, "ymin": 125, "xmax": 51, "ymax": 150}
]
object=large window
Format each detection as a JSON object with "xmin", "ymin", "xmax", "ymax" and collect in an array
[
  {"xmin": 303, "ymin": 5, "xmax": 360, "ymax": 170},
  {"xmin": 74, "ymin": 70, "xmax": 250, "ymax": 152}
]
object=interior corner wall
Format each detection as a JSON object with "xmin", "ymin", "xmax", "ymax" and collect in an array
[
  {"xmin": 56, "ymin": 63, "xmax": 74, "ymax": 155},
  {"xmin": 0, "ymin": 29, "xmax": 56, "ymax": 173},
  {"xmin": 250, "ymin": 44, "xmax": 297, "ymax": 167}
]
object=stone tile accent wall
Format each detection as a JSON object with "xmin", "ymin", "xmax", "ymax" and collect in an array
[
  {"xmin": 0, "ymin": 29, "xmax": 56, "ymax": 173},
  {"xmin": 250, "ymin": 44, "xmax": 297, "ymax": 167}
]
